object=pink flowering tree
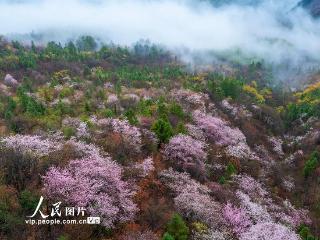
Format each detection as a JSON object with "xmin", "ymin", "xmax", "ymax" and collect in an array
[
  {"xmin": 234, "ymin": 175, "xmax": 311, "ymax": 229},
  {"xmin": 42, "ymin": 155, "xmax": 137, "ymax": 228},
  {"xmin": 236, "ymin": 190, "xmax": 272, "ymax": 223},
  {"xmin": 186, "ymin": 124, "xmax": 206, "ymax": 142},
  {"xmin": 240, "ymin": 222, "xmax": 301, "ymax": 240},
  {"xmin": 62, "ymin": 117, "xmax": 90, "ymax": 139},
  {"xmin": 192, "ymin": 111, "xmax": 246, "ymax": 146},
  {"xmin": 234, "ymin": 174, "xmax": 268, "ymax": 199},
  {"xmin": 1, "ymin": 134, "xmax": 61, "ymax": 157},
  {"xmin": 160, "ymin": 169, "xmax": 222, "ymax": 228},
  {"xmin": 163, "ymin": 134, "xmax": 207, "ymax": 179},
  {"xmin": 222, "ymin": 202, "xmax": 252, "ymax": 236},
  {"xmin": 65, "ymin": 139, "xmax": 103, "ymax": 159},
  {"xmin": 192, "ymin": 111, "xmax": 256, "ymax": 159},
  {"xmin": 98, "ymin": 118, "xmax": 142, "ymax": 154},
  {"xmin": 174, "ymin": 187, "xmax": 222, "ymax": 228},
  {"xmin": 273, "ymin": 200, "xmax": 311, "ymax": 229},
  {"xmin": 134, "ymin": 157, "xmax": 155, "ymax": 177},
  {"xmin": 170, "ymin": 89, "xmax": 209, "ymax": 112},
  {"xmin": 159, "ymin": 168, "xmax": 210, "ymax": 195}
]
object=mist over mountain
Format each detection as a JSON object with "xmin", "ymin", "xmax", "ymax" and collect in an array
[
  {"xmin": 204, "ymin": 0, "xmax": 264, "ymax": 6},
  {"xmin": 298, "ymin": 0, "xmax": 320, "ymax": 16},
  {"xmin": 0, "ymin": 0, "xmax": 319, "ymax": 80},
  {"xmin": 209, "ymin": 0, "xmax": 320, "ymax": 13}
]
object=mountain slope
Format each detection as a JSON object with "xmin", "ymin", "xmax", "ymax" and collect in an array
[{"xmin": 0, "ymin": 37, "xmax": 319, "ymax": 239}]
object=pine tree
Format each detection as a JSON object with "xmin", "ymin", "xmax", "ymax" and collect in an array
[
  {"xmin": 162, "ymin": 232, "xmax": 175, "ymax": 240},
  {"xmin": 166, "ymin": 214, "xmax": 189, "ymax": 240},
  {"xmin": 151, "ymin": 118, "xmax": 173, "ymax": 144},
  {"xmin": 303, "ymin": 151, "xmax": 319, "ymax": 177}
]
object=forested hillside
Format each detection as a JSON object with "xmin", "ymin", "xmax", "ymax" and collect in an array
[{"xmin": 0, "ymin": 36, "xmax": 319, "ymax": 240}]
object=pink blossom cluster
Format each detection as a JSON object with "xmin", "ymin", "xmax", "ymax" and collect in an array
[
  {"xmin": 186, "ymin": 124, "xmax": 206, "ymax": 142},
  {"xmin": 234, "ymin": 174, "xmax": 311, "ymax": 230},
  {"xmin": 159, "ymin": 168, "xmax": 210, "ymax": 195},
  {"xmin": 281, "ymin": 176, "xmax": 295, "ymax": 192},
  {"xmin": 66, "ymin": 139, "xmax": 103, "ymax": 159},
  {"xmin": 221, "ymin": 99, "xmax": 234, "ymax": 112},
  {"xmin": 141, "ymin": 128, "xmax": 159, "ymax": 146},
  {"xmin": 160, "ymin": 169, "xmax": 222, "ymax": 227},
  {"xmin": 236, "ymin": 190, "xmax": 272, "ymax": 223},
  {"xmin": 53, "ymin": 84, "xmax": 64, "ymax": 92},
  {"xmin": 107, "ymin": 94, "xmax": 119, "ymax": 105},
  {"xmin": 50, "ymin": 97, "xmax": 71, "ymax": 107},
  {"xmin": 233, "ymin": 174, "xmax": 311, "ymax": 236},
  {"xmin": 222, "ymin": 202, "xmax": 252, "ymax": 236},
  {"xmin": 42, "ymin": 155, "xmax": 137, "ymax": 228},
  {"xmin": 192, "ymin": 110, "xmax": 246, "ymax": 147},
  {"xmin": 285, "ymin": 130, "xmax": 320, "ymax": 149},
  {"xmin": 226, "ymin": 143, "xmax": 257, "ymax": 160},
  {"xmin": 134, "ymin": 157, "xmax": 155, "ymax": 177},
  {"xmin": 192, "ymin": 111, "xmax": 256, "ymax": 159},
  {"xmin": 62, "ymin": 117, "xmax": 81, "ymax": 127},
  {"xmin": 285, "ymin": 134, "xmax": 305, "ymax": 148},
  {"xmin": 239, "ymin": 222, "xmax": 301, "ymax": 240},
  {"xmin": 163, "ymin": 134, "xmax": 207, "ymax": 174},
  {"xmin": 221, "ymin": 99, "xmax": 253, "ymax": 119},
  {"xmin": 47, "ymin": 131, "xmax": 65, "ymax": 142},
  {"xmin": 76, "ymin": 122, "xmax": 89, "ymax": 138},
  {"xmin": 274, "ymin": 200, "xmax": 311, "ymax": 228},
  {"xmin": 88, "ymin": 115, "xmax": 98, "ymax": 124},
  {"xmin": 4, "ymin": 73, "xmax": 18, "ymax": 87},
  {"xmin": 123, "ymin": 93, "xmax": 140, "ymax": 102},
  {"xmin": 284, "ymin": 150, "xmax": 304, "ymax": 166},
  {"xmin": 268, "ymin": 136, "xmax": 284, "ymax": 156},
  {"xmin": 236, "ymin": 191, "xmax": 311, "ymax": 234},
  {"xmin": 171, "ymin": 89, "xmax": 208, "ymax": 112},
  {"xmin": 1, "ymin": 134, "xmax": 61, "ymax": 157},
  {"xmin": 253, "ymin": 144, "xmax": 275, "ymax": 166},
  {"xmin": 234, "ymin": 175, "xmax": 267, "ymax": 199},
  {"xmin": 174, "ymin": 187, "xmax": 222, "ymax": 228},
  {"xmin": 98, "ymin": 118, "xmax": 142, "ymax": 152},
  {"xmin": 62, "ymin": 117, "xmax": 89, "ymax": 138}
]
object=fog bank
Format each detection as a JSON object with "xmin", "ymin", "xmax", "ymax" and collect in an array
[{"xmin": 0, "ymin": 0, "xmax": 319, "ymax": 68}]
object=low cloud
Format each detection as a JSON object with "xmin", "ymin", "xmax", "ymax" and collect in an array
[{"xmin": 0, "ymin": 0, "xmax": 319, "ymax": 71}]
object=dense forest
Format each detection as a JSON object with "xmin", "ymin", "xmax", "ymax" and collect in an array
[{"xmin": 0, "ymin": 34, "xmax": 319, "ymax": 239}]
